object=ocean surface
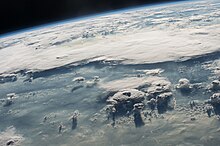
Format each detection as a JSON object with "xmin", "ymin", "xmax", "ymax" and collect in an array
[{"xmin": 0, "ymin": 0, "xmax": 220, "ymax": 145}]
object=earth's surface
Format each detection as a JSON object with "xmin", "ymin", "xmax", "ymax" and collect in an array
[{"xmin": 1, "ymin": 0, "xmax": 220, "ymax": 146}]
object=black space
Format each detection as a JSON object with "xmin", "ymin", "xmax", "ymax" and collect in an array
[{"xmin": 0, "ymin": 0, "xmax": 183, "ymax": 35}]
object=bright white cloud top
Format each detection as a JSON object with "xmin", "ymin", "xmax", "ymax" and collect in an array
[
  {"xmin": 0, "ymin": 0, "xmax": 220, "ymax": 75},
  {"xmin": 1, "ymin": 1, "xmax": 220, "ymax": 146}
]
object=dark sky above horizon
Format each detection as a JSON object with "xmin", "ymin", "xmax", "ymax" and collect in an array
[{"xmin": 0, "ymin": 0, "xmax": 184, "ymax": 35}]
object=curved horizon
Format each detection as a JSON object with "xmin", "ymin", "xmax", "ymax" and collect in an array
[{"xmin": 0, "ymin": 0, "xmax": 190, "ymax": 38}]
